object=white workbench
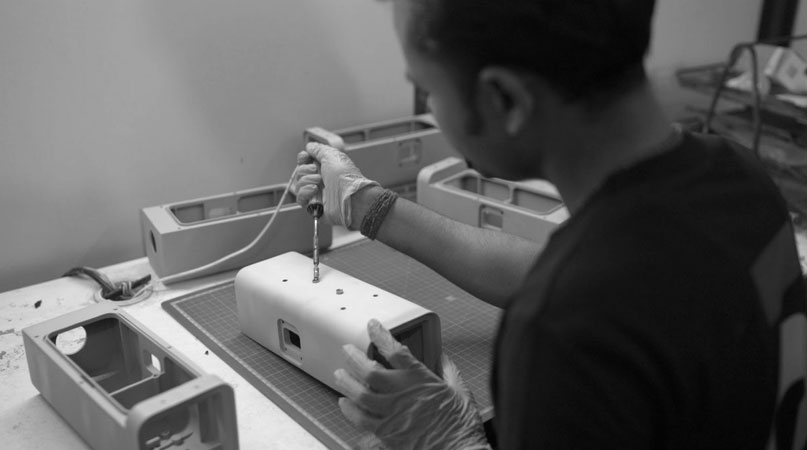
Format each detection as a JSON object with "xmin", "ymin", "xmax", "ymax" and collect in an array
[
  {"xmin": 0, "ymin": 229, "xmax": 366, "ymax": 450},
  {"xmin": 2, "ymin": 226, "xmax": 807, "ymax": 449}
]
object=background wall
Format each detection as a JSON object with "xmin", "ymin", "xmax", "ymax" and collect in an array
[
  {"xmin": 647, "ymin": 0, "xmax": 765, "ymax": 119},
  {"xmin": 0, "ymin": 0, "xmax": 778, "ymax": 292},
  {"xmin": 0, "ymin": 0, "xmax": 411, "ymax": 292}
]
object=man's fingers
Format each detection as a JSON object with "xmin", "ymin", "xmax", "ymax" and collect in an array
[
  {"xmin": 366, "ymin": 319, "xmax": 401, "ymax": 356},
  {"xmin": 342, "ymin": 344, "xmax": 398, "ymax": 393},
  {"xmin": 338, "ymin": 397, "xmax": 383, "ymax": 432},
  {"xmin": 294, "ymin": 164, "xmax": 320, "ymax": 179},
  {"xmin": 334, "ymin": 368, "xmax": 393, "ymax": 417},
  {"xmin": 294, "ymin": 184, "xmax": 319, "ymax": 205},
  {"xmin": 335, "ymin": 367, "xmax": 370, "ymax": 395},
  {"xmin": 342, "ymin": 344, "xmax": 403, "ymax": 393},
  {"xmin": 367, "ymin": 319, "xmax": 421, "ymax": 370},
  {"xmin": 297, "ymin": 173, "xmax": 322, "ymax": 188},
  {"xmin": 342, "ymin": 344, "xmax": 382, "ymax": 383},
  {"xmin": 296, "ymin": 150, "xmax": 314, "ymax": 165}
]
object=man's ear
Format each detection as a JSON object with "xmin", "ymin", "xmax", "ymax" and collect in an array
[{"xmin": 477, "ymin": 67, "xmax": 534, "ymax": 136}]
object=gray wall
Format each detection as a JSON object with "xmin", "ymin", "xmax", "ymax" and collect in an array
[{"xmin": 647, "ymin": 0, "xmax": 765, "ymax": 118}]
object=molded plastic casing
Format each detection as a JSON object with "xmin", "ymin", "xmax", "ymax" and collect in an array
[
  {"xmin": 417, "ymin": 157, "xmax": 568, "ymax": 247},
  {"xmin": 22, "ymin": 303, "xmax": 238, "ymax": 450},
  {"xmin": 235, "ymin": 252, "xmax": 442, "ymax": 394},
  {"xmin": 304, "ymin": 113, "xmax": 457, "ymax": 198},
  {"xmin": 140, "ymin": 183, "xmax": 332, "ymax": 279}
]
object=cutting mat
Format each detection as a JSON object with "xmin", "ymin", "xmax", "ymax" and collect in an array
[{"xmin": 162, "ymin": 238, "xmax": 501, "ymax": 449}]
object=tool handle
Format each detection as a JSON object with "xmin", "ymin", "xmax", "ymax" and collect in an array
[{"xmin": 306, "ymin": 191, "xmax": 324, "ymax": 219}]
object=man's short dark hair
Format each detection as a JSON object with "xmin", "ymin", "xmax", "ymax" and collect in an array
[{"xmin": 404, "ymin": 0, "xmax": 656, "ymax": 103}]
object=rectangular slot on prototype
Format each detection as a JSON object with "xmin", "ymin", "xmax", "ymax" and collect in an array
[
  {"xmin": 170, "ymin": 188, "xmax": 295, "ymax": 224},
  {"xmin": 397, "ymin": 139, "xmax": 422, "ymax": 167},
  {"xmin": 172, "ymin": 204, "xmax": 205, "ymax": 224},
  {"xmin": 237, "ymin": 191, "xmax": 288, "ymax": 213},
  {"xmin": 285, "ymin": 329, "xmax": 301, "ymax": 349},
  {"xmin": 445, "ymin": 174, "xmax": 510, "ymax": 202},
  {"xmin": 48, "ymin": 317, "xmax": 194, "ymax": 411},
  {"xmin": 446, "ymin": 174, "xmax": 480, "ymax": 194},
  {"xmin": 480, "ymin": 205, "xmax": 504, "ymax": 230},
  {"xmin": 512, "ymin": 189, "xmax": 562, "ymax": 213},
  {"xmin": 341, "ymin": 120, "xmax": 435, "ymax": 144},
  {"xmin": 207, "ymin": 206, "xmax": 235, "ymax": 220},
  {"xmin": 278, "ymin": 320, "xmax": 302, "ymax": 364},
  {"xmin": 479, "ymin": 179, "xmax": 510, "ymax": 201}
]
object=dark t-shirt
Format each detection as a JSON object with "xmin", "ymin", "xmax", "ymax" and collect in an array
[{"xmin": 492, "ymin": 130, "xmax": 806, "ymax": 449}]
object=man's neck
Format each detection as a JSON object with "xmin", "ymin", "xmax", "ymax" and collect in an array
[{"xmin": 542, "ymin": 85, "xmax": 674, "ymax": 214}]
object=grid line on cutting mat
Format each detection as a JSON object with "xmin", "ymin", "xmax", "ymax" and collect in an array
[{"xmin": 163, "ymin": 238, "xmax": 502, "ymax": 449}]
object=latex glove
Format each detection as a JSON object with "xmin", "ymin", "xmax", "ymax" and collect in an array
[
  {"xmin": 335, "ymin": 319, "xmax": 491, "ymax": 450},
  {"xmin": 292, "ymin": 142, "xmax": 379, "ymax": 229}
]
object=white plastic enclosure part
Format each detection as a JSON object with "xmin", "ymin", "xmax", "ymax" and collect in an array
[
  {"xmin": 140, "ymin": 183, "xmax": 332, "ymax": 280},
  {"xmin": 417, "ymin": 157, "xmax": 568, "ymax": 247},
  {"xmin": 22, "ymin": 303, "xmax": 238, "ymax": 450},
  {"xmin": 235, "ymin": 252, "xmax": 442, "ymax": 394},
  {"xmin": 304, "ymin": 113, "xmax": 458, "ymax": 198}
]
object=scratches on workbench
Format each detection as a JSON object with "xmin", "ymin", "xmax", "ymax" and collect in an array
[
  {"xmin": 0, "ymin": 326, "xmax": 24, "ymax": 373},
  {"xmin": 0, "ymin": 343, "xmax": 25, "ymax": 373}
]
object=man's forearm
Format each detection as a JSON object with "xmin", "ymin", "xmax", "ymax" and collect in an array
[{"xmin": 352, "ymin": 186, "xmax": 541, "ymax": 308}]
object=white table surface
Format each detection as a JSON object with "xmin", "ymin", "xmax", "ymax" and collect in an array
[{"xmin": 2, "ymin": 225, "xmax": 806, "ymax": 449}]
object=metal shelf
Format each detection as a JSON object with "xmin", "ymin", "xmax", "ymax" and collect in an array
[{"xmin": 676, "ymin": 62, "xmax": 807, "ymax": 124}]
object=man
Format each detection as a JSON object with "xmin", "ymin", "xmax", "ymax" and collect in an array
[{"xmin": 292, "ymin": 0, "xmax": 807, "ymax": 448}]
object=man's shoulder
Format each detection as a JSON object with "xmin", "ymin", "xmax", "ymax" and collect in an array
[{"xmin": 570, "ymin": 131, "xmax": 791, "ymax": 270}]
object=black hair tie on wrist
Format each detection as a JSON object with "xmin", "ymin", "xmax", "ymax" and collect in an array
[{"xmin": 360, "ymin": 189, "xmax": 399, "ymax": 240}]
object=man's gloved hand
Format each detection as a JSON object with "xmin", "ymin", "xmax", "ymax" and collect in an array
[
  {"xmin": 293, "ymin": 142, "xmax": 379, "ymax": 229},
  {"xmin": 335, "ymin": 319, "xmax": 491, "ymax": 450}
]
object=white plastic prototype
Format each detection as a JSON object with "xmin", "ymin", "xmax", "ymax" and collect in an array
[
  {"xmin": 304, "ymin": 113, "xmax": 458, "ymax": 198},
  {"xmin": 22, "ymin": 303, "xmax": 238, "ymax": 450},
  {"xmin": 140, "ymin": 183, "xmax": 332, "ymax": 281},
  {"xmin": 417, "ymin": 157, "xmax": 568, "ymax": 247},
  {"xmin": 235, "ymin": 251, "xmax": 443, "ymax": 394}
]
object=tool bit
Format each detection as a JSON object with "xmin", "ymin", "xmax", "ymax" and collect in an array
[{"xmin": 307, "ymin": 194, "xmax": 324, "ymax": 283}]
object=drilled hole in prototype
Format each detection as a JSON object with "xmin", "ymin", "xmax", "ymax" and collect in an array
[
  {"xmin": 373, "ymin": 294, "xmax": 379, "ymax": 298},
  {"xmin": 54, "ymin": 326, "xmax": 87, "ymax": 356},
  {"xmin": 282, "ymin": 279, "xmax": 288, "ymax": 282},
  {"xmin": 340, "ymin": 307, "xmax": 346, "ymax": 310}
]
